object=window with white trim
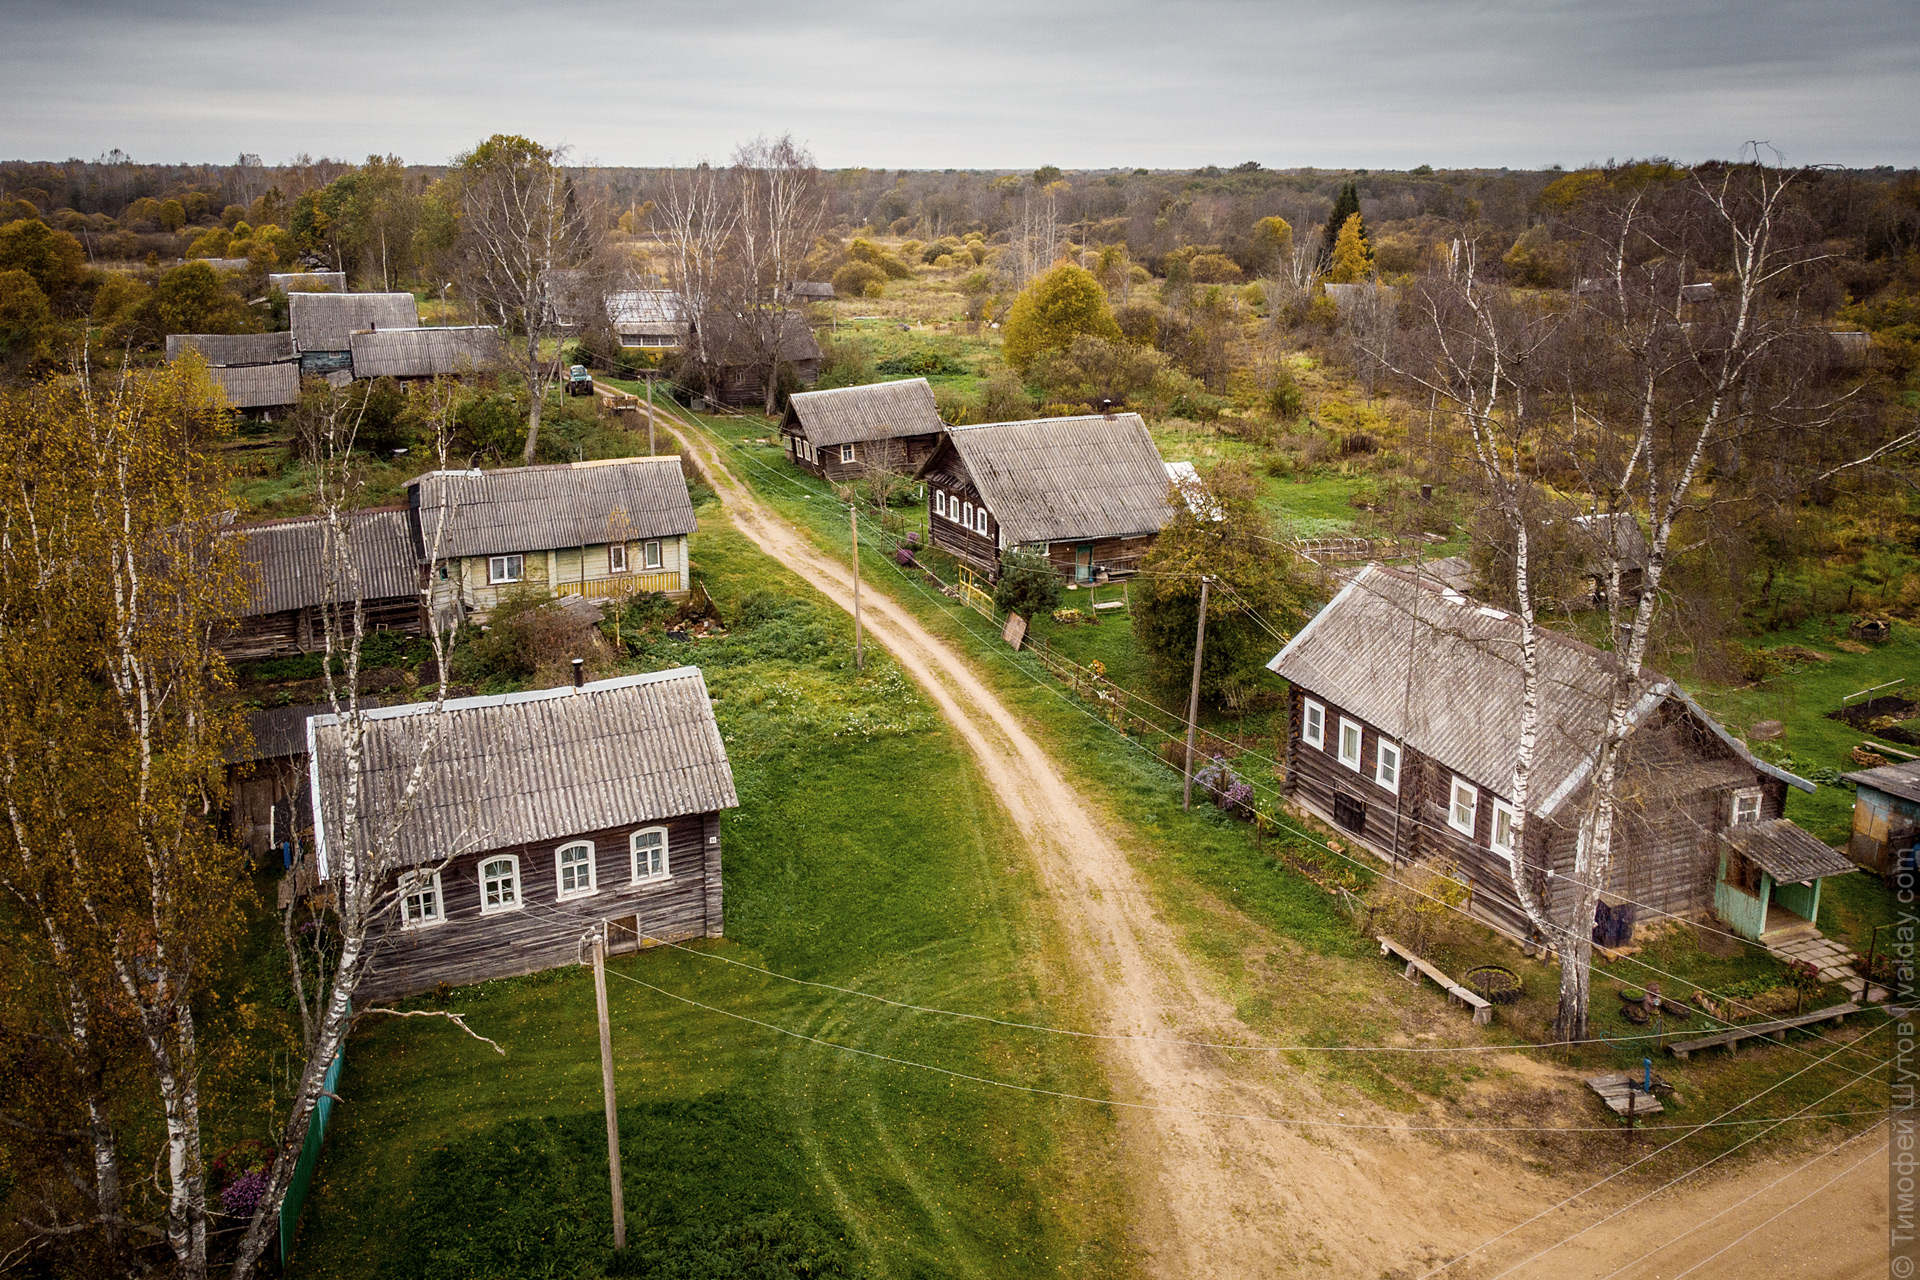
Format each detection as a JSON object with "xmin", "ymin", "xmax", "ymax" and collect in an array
[
  {"xmin": 488, "ymin": 554, "xmax": 524, "ymax": 584},
  {"xmin": 398, "ymin": 870, "xmax": 443, "ymax": 928},
  {"xmin": 840, "ymin": 443, "xmax": 856, "ymax": 463},
  {"xmin": 643, "ymin": 540, "xmax": 662, "ymax": 570},
  {"xmin": 1731, "ymin": 788, "xmax": 1762, "ymax": 825},
  {"xmin": 934, "ymin": 490, "xmax": 946, "ymax": 517},
  {"xmin": 608, "ymin": 543, "xmax": 628, "ymax": 574},
  {"xmin": 631, "ymin": 827, "xmax": 669, "ymax": 882},
  {"xmin": 962, "ymin": 501, "xmax": 974, "ymax": 527},
  {"xmin": 1374, "ymin": 739, "xmax": 1401, "ymax": 793},
  {"xmin": 556, "ymin": 841, "xmax": 597, "ymax": 899},
  {"xmin": 1301, "ymin": 699, "xmax": 1325, "ymax": 750},
  {"xmin": 1337, "ymin": 718, "xmax": 1363, "ymax": 771},
  {"xmin": 974, "ymin": 506, "xmax": 988, "ymax": 535},
  {"xmin": 479, "ymin": 855, "xmax": 520, "ymax": 914},
  {"xmin": 1448, "ymin": 778, "xmax": 1479, "ymax": 837},
  {"xmin": 1490, "ymin": 799, "xmax": 1518, "ymax": 859}
]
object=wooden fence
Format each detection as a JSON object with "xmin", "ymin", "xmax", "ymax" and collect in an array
[{"xmin": 554, "ymin": 571, "xmax": 683, "ymax": 600}]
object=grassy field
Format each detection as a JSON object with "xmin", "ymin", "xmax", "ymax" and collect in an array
[
  {"xmin": 290, "ymin": 505, "xmax": 1131, "ymax": 1280},
  {"xmin": 660, "ymin": 402, "xmax": 1892, "ymax": 1173}
]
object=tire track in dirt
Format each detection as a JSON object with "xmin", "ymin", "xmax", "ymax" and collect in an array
[{"xmin": 630, "ymin": 396, "xmax": 1888, "ymax": 1279}]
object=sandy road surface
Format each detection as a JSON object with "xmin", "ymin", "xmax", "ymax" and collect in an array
[{"xmin": 632, "ymin": 394, "xmax": 1890, "ymax": 1279}]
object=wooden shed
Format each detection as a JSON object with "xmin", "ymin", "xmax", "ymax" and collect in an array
[
  {"xmin": 349, "ymin": 326, "xmax": 503, "ymax": 380},
  {"xmin": 205, "ymin": 362, "xmax": 300, "ymax": 413},
  {"xmin": 1840, "ymin": 759, "xmax": 1920, "ymax": 876},
  {"xmin": 221, "ymin": 507, "xmax": 424, "ymax": 661},
  {"xmin": 780, "ymin": 378, "xmax": 946, "ymax": 481},
  {"xmin": 307, "ymin": 667, "xmax": 738, "ymax": 999},
  {"xmin": 166, "ymin": 331, "xmax": 298, "ymax": 366},
  {"xmin": 1266, "ymin": 565, "xmax": 1848, "ymax": 943},
  {"xmin": 915, "ymin": 413, "xmax": 1175, "ymax": 583},
  {"xmin": 410, "ymin": 456, "xmax": 698, "ymax": 622},
  {"xmin": 227, "ymin": 702, "xmax": 329, "ymax": 860},
  {"xmin": 289, "ymin": 292, "xmax": 420, "ymax": 374}
]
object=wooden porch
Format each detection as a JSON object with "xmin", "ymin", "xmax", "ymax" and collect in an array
[{"xmin": 554, "ymin": 570, "xmax": 684, "ymax": 600}]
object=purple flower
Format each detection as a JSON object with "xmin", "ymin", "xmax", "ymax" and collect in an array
[{"xmin": 222, "ymin": 1169, "xmax": 269, "ymax": 1219}]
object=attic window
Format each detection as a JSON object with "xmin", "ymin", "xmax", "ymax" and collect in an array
[
  {"xmin": 1732, "ymin": 788, "xmax": 1762, "ymax": 826},
  {"xmin": 1301, "ymin": 699, "xmax": 1325, "ymax": 750},
  {"xmin": 1337, "ymin": 718, "xmax": 1363, "ymax": 772}
]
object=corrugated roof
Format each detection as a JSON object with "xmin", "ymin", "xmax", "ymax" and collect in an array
[
  {"xmin": 236, "ymin": 507, "xmax": 421, "ymax": 616},
  {"xmin": 1570, "ymin": 512, "xmax": 1651, "ymax": 573},
  {"xmin": 229, "ymin": 699, "xmax": 386, "ymax": 765},
  {"xmin": 1723, "ymin": 819, "xmax": 1854, "ymax": 882},
  {"xmin": 208, "ymin": 362, "xmax": 300, "ymax": 409},
  {"xmin": 269, "ymin": 272, "xmax": 346, "ymax": 294},
  {"xmin": 308, "ymin": 668, "xmax": 739, "ymax": 873},
  {"xmin": 290, "ymin": 291, "xmax": 420, "ymax": 353},
  {"xmin": 929, "ymin": 414, "xmax": 1174, "ymax": 545},
  {"xmin": 1844, "ymin": 759, "xmax": 1920, "ymax": 805},
  {"xmin": 608, "ymin": 290, "xmax": 687, "ymax": 331},
  {"xmin": 349, "ymin": 326, "xmax": 503, "ymax": 379},
  {"xmin": 410, "ymin": 457, "xmax": 697, "ymax": 560},
  {"xmin": 1266, "ymin": 565, "xmax": 1806, "ymax": 817},
  {"xmin": 695, "ymin": 309, "xmax": 820, "ymax": 364},
  {"xmin": 783, "ymin": 378, "xmax": 944, "ymax": 448},
  {"xmin": 166, "ymin": 331, "xmax": 297, "ymax": 366},
  {"xmin": 197, "ymin": 257, "xmax": 252, "ymax": 272}
]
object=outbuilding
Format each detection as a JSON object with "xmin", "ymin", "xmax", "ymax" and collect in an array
[
  {"xmin": 289, "ymin": 291, "xmax": 420, "ymax": 375},
  {"xmin": 223, "ymin": 507, "xmax": 423, "ymax": 661},
  {"xmin": 780, "ymin": 377, "xmax": 946, "ymax": 481},
  {"xmin": 307, "ymin": 668, "xmax": 738, "ymax": 998},
  {"xmin": 349, "ymin": 326, "xmax": 503, "ymax": 380},
  {"xmin": 1840, "ymin": 759, "xmax": 1920, "ymax": 876}
]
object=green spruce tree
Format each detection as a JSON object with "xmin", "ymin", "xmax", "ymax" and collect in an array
[{"xmin": 1322, "ymin": 180, "xmax": 1362, "ymax": 253}]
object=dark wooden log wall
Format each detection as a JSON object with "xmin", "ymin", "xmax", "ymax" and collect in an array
[
  {"xmin": 218, "ymin": 595, "xmax": 423, "ymax": 662},
  {"xmin": 927, "ymin": 488, "xmax": 1001, "ymax": 576},
  {"xmin": 1043, "ymin": 534, "xmax": 1157, "ymax": 581},
  {"xmin": 229, "ymin": 759, "xmax": 305, "ymax": 857},
  {"xmin": 357, "ymin": 809, "xmax": 723, "ymax": 1000},
  {"xmin": 786, "ymin": 433, "xmax": 940, "ymax": 483}
]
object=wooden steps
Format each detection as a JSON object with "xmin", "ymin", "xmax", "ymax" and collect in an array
[{"xmin": 1667, "ymin": 1002, "xmax": 1862, "ymax": 1061}]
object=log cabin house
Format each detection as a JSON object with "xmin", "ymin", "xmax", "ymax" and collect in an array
[
  {"xmin": 222, "ymin": 508, "xmax": 423, "ymax": 661},
  {"xmin": 1267, "ymin": 565, "xmax": 1853, "ymax": 944},
  {"xmin": 288, "ymin": 291, "xmax": 419, "ymax": 375},
  {"xmin": 915, "ymin": 413, "xmax": 1175, "ymax": 584},
  {"xmin": 687, "ymin": 309, "xmax": 821, "ymax": 407},
  {"xmin": 410, "ymin": 456, "xmax": 697, "ymax": 623},
  {"xmin": 307, "ymin": 667, "xmax": 738, "ymax": 999},
  {"xmin": 608, "ymin": 290, "xmax": 689, "ymax": 350},
  {"xmin": 166, "ymin": 332, "xmax": 301, "ymax": 415},
  {"xmin": 780, "ymin": 377, "xmax": 945, "ymax": 482}
]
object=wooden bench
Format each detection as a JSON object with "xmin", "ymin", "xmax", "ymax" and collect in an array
[
  {"xmin": 1666, "ymin": 1001, "xmax": 1861, "ymax": 1061},
  {"xmin": 1586, "ymin": 1071, "xmax": 1665, "ymax": 1118},
  {"xmin": 1377, "ymin": 934, "xmax": 1495, "ymax": 1026}
]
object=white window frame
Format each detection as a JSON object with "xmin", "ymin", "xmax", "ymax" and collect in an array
[
  {"xmin": 840, "ymin": 443, "xmax": 856, "ymax": 464},
  {"xmin": 975, "ymin": 506, "xmax": 989, "ymax": 535},
  {"xmin": 479, "ymin": 854, "xmax": 521, "ymax": 915},
  {"xmin": 643, "ymin": 539, "xmax": 663, "ymax": 570},
  {"xmin": 555, "ymin": 841, "xmax": 597, "ymax": 900},
  {"xmin": 1374, "ymin": 739, "xmax": 1401, "ymax": 793},
  {"xmin": 1337, "ymin": 718, "xmax": 1363, "ymax": 772},
  {"xmin": 1731, "ymin": 787, "xmax": 1762, "ymax": 826},
  {"xmin": 631, "ymin": 826, "xmax": 670, "ymax": 883},
  {"xmin": 1301, "ymin": 699, "xmax": 1325, "ymax": 750},
  {"xmin": 1490, "ymin": 798, "xmax": 1518, "ymax": 860},
  {"xmin": 398, "ymin": 869, "xmax": 443, "ymax": 929},
  {"xmin": 608, "ymin": 543, "xmax": 628, "ymax": 574},
  {"xmin": 934, "ymin": 490, "xmax": 946, "ymax": 517},
  {"xmin": 487, "ymin": 554, "xmax": 524, "ymax": 585},
  {"xmin": 1448, "ymin": 778, "xmax": 1479, "ymax": 837},
  {"xmin": 962, "ymin": 500, "xmax": 974, "ymax": 528}
]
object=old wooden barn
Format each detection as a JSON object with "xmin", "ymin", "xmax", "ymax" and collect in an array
[
  {"xmin": 288, "ymin": 291, "xmax": 419, "ymax": 375},
  {"xmin": 780, "ymin": 377, "xmax": 946, "ymax": 481},
  {"xmin": 688, "ymin": 309, "xmax": 820, "ymax": 407},
  {"xmin": 1840, "ymin": 759, "xmax": 1920, "ymax": 875},
  {"xmin": 915, "ymin": 413, "xmax": 1175, "ymax": 583},
  {"xmin": 411, "ymin": 456, "xmax": 697, "ymax": 622},
  {"xmin": 307, "ymin": 667, "xmax": 738, "ymax": 999},
  {"xmin": 348, "ymin": 326, "xmax": 504, "ymax": 380},
  {"xmin": 223, "ymin": 507, "xmax": 423, "ymax": 660},
  {"xmin": 1267, "ymin": 565, "xmax": 1853, "ymax": 943}
]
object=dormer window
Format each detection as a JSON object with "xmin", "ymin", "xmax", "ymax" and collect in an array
[{"xmin": 1731, "ymin": 788, "xmax": 1762, "ymax": 826}]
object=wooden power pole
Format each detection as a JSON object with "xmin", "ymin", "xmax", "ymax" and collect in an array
[
  {"xmin": 1181, "ymin": 577, "xmax": 1212, "ymax": 811},
  {"xmin": 590, "ymin": 930, "xmax": 626, "ymax": 1249},
  {"xmin": 645, "ymin": 375, "xmax": 655, "ymax": 457},
  {"xmin": 850, "ymin": 503, "xmax": 865, "ymax": 671}
]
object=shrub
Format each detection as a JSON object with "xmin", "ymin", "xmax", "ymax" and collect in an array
[
  {"xmin": 1002, "ymin": 264, "xmax": 1122, "ymax": 373},
  {"xmin": 875, "ymin": 350, "xmax": 968, "ymax": 377},
  {"xmin": 1050, "ymin": 607, "xmax": 1089, "ymax": 625},
  {"xmin": 830, "ymin": 261, "xmax": 886, "ymax": 299},
  {"xmin": 994, "ymin": 548, "xmax": 1063, "ymax": 618},
  {"xmin": 846, "ymin": 238, "xmax": 912, "ymax": 279},
  {"xmin": 1266, "ymin": 369, "xmax": 1303, "ymax": 418},
  {"xmin": 1342, "ymin": 431, "xmax": 1379, "ymax": 455},
  {"xmin": 453, "ymin": 389, "xmax": 523, "ymax": 460},
  {"xmin": 455, "ymin": 591, "xmax": 609, "ymax": 685},
  {"xmin": 1188, "ymin": 253, "xmax": 1243, "ymax": 283}
]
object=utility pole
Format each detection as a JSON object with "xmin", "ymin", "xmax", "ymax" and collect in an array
[
  {"xmin": 850, "ymin": 502, "xmax": 865, "ymax": 671},
  {"xmin": 645, "ymin": 373, "xmax": 655, "ymax": 457},
  {"xmin": 589, "ymin": 929, "xmax": 626, "ymax": 1250},
  {"xmin": 1181, "ymin": 577, "xmax": 1212, "ymax": 811}
]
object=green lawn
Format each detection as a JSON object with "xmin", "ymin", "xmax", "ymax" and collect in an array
[{"xmin": 291, "ymin": 508, "xmax": 1130, "ymax": 1280}]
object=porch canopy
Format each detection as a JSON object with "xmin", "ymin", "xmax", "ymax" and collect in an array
[{"xmin": 1723, "ymin": 819, "xmax": 1855, "ymax": 883}]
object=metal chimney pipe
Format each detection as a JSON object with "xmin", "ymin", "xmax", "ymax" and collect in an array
[{"xmin": 572, "ymin": 657, "xmax": 585, "ymax": 688}]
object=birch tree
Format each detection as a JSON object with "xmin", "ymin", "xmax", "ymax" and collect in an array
[
  {"xmin": 226, "ymin": 386, "xmax": 490, "ymax": 1279},
  {"xmin": 725, "ymin": 135, "xmax": 826, "ymax": 413},
  {"xmin": 455, "ymin": 135, "xmax": 600, "ymax": 464},
  {"xmin": 654, "ymin": 161, "xmax": 736, "ymax": 373}
]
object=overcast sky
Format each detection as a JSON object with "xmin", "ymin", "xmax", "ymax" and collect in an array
[{"xmin": 4, "ymin": 0, "xmax": 1914, "ymax": 170}]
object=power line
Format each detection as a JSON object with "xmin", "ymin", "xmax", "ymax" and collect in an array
[{"xmin": 1662, "ymin": 1135, "xmax": 1888, "ymax": 1280}]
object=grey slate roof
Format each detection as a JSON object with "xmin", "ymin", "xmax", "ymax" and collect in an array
[
  {"xmin": 307, "ymin": 668, "xmax": 739, "ymax": 873},
  {"xmin": 208, "ymin": 362, "xmax": 300, "ymax": 410},
  {"xmin": 925, "ymin": 414, "xmax": 1174, "ymax": 545},
  {"xmin": 1266, "ymin": 565, "xmax": 1809, "ymax": 818},
  {"xmin": 230, "ymin": 700, "xmax": 384, "ymax": 765},
  {"xmin": 197, "ymin": 257, "xmax": 252, "ymax": 273},
  {"xmin": 166, "ymin": 331, "xmax": 297, "ymax": 366},
  {"xmin": 350, "ymin": 326, "xmax": 503, "ymax": 379},
  {"xmin": 787, "ymin": 281, "xmax": 835, "ymax": 299},
  {"xmin": 783, "ymin": 378, "xmax": 944, "ymax": 448},
  {"xmin": 608, "ymin": 290, "xmax": 687, "ymax": 332},
  {"xmin": 236, "ymin": 507, "xmax": 421, "ymax": 617},
  {"xmin": 290, "ymin": 291, "xmax": 420, "ymax": 353},
  {"xmin": 1570, "ymin": 512, "xmax": 1650, "ymax": 573},
  {"xmin": 1844, "ymin": 759, "xmax": 1920, "ymax": 805},
  {"xmin": 410, "ymin": 457, "xmax": 697, "ymax": 560},
  {"xmin": 1723, "ymin": 819, "xmax": 1855, "ymax": 883},
  {"xmin": 269, "ymin": 272, "xmax": 346, "ymax": 294}
]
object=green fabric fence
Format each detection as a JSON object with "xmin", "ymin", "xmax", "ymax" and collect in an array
[{"xmin": 279, "ymin": 1048, "xmax": 345, "ymax": 1266}]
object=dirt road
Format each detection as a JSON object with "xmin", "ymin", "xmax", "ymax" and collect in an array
[{"xmin": 637, "ymin": 398, "xmax": 1889, "ymax": 1279}]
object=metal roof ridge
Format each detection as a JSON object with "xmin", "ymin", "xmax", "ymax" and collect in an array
[{"xmin": 307, "ymin": 667, "xmax": 705, "ymax": 729}]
